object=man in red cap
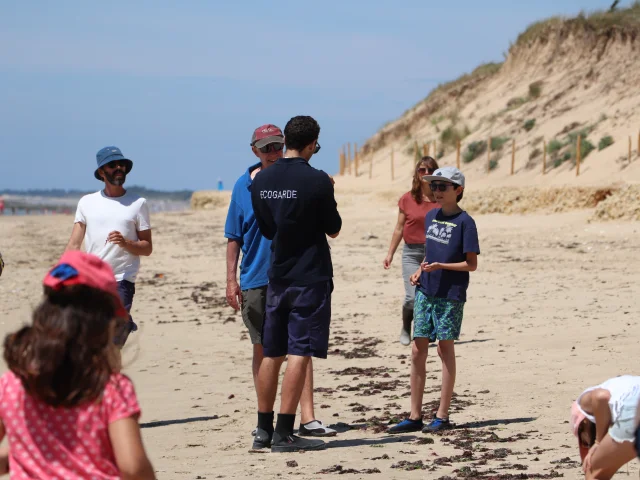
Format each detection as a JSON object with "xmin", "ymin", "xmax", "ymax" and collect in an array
[
  {"xmin": 225, "ymin": 124, "xmax": 336, "ymax": 450},
  {"xmin": 65, "ymin": 146, "xmax": 152, "ymax": 347}
]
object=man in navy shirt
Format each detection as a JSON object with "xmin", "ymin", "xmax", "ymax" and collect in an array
[
  {"xmin": 224, "ymin": 124, "xmax": 335, "ymax": 448},
  {"xmin": 250, "ymin": 115, "xmax": 341, "ymax": 452}
]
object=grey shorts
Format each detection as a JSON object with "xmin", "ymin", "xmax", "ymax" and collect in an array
[{"xmin": 241, "ymin": 286, "xmax": 267, "ymax": 345}]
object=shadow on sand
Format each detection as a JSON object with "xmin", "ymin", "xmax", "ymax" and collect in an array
[
  {"xmin": 326, "ymin": 435, "xmax": 416, "ymax": 449},
  {"xmin": 455, "ymin": 417, "xmax": 537, "ymax": 429},
  {"xmin": 140, "ymin": 416, "xmax": 221, "ymax": 429}
]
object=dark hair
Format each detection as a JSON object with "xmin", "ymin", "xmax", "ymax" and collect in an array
[
  {"xmin": 456, "ymin": 187, "xmax": 464, "ymax": 203},
  {"xmin": 410, "ymin": 156, "xmax": 439, "ymax": 203},
  {"xmin": 4, "ymin": 285, "xmax": 123, "ymax": 407},
  {"xmin": 284, "ymin": 116, "xmax": 320, "ymax": 152},
  {"xmin": 578, "ymin": 419, "xmax": 596, "ymax": 448}
]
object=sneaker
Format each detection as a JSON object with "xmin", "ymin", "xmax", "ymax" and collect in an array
[
  {"xmin": 298, "ymin": 420, "xmax": 337, "ymax": 437},
  {"xmin": 422, "ymin": 416, "xmax": 451, "ymax": 433},
  {"xmin": 387, "ymin": 418, "xmax": 423, "ymax": 434},
  {"xmin": 399, "ymin": 328, "xmax": 411, "ymax": 346},
  {"xmin": 251, "ymin": 428, "xmax": 272, "ymax": 449},
  {"xmin": 270, "ymin": 432, "xmax": 326, "ymax": 452}
]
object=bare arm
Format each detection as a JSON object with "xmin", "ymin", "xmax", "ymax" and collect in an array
[
  {"xmin": 108, "ymin": 229, "xmax": 153, "ymax": 257},
  {"xmin": 0, "ymin": 420, "xmax": 8, "ymax": 475},
  {"xmin": 109, "ymin": 417, "xmax": 155, "ymax": 480},
  {"xmin": 589, "ymin": 389, "xmax": 612, "ymax": 444},
  {"xmin": 422, "ymin": 252, "xmax": 478, "ymax": 273},
  {"xmin": 65, "ymin": 222, "xmax": 86, "ymax": 251},
  {"xmin": 226, "ymin": 239, "xmax": 242, "ymax": 310},
  {"xmin": 384, "ymin": 209, "xmax": 406, "ymax": 268}
]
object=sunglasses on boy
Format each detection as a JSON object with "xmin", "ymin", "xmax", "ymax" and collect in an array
[
  {"xmin": 429, "ymin": 182, "xmax": 458, "ymax": 192},
  {"xmin": 314, "ymin": 142, "xmax": 321, "ymax": 154},
  {"xmin": 418, "ymin": 167, "xmax": 436, "ymax": 174},
  {"xmin": 257, "ymin": 143, "xmax": 284, "ymax": 154}
]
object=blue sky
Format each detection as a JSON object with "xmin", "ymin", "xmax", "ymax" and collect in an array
[{"xmin": 0, "ymin": 0, "xmax": 621, "ymax": 191}]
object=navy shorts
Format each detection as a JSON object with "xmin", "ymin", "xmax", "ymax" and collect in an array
[
  {"xmin": 263, "ymin": 280, "xmax": 333, "ymax": 359},
  {"xmin": 114, "ymin": 280, "xmax": 138, "ymax": 347}
]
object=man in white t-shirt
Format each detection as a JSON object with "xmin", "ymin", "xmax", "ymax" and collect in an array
[{"xmin": 65, "ymin": 146, "xmax": 152, "ymax": 346}]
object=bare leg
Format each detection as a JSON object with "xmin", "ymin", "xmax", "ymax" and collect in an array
[
  {"xmin": 279, "ymin": 355, "xmax": 311, "ymax": 415},
  {"xmin": 586, "ymin": 434, "xmax": 636, "ymax": 480},
  {"xmin": 436, "ymin": 340, "xmax": 456, "ymax": 419},
  {"xmin": 299, "ymin": 358, "xmax": 315, "ymax": 424},
  {"xmin": 257, "ymin": 356, "xmax": 285, "ymax": 413},
  {"xmin": 252, "ymin": 344, "xmax": 264, "ymax": 400},
  {"xmin": 409, "ymin": 338, "xmax": 430, "ymax": 420}
]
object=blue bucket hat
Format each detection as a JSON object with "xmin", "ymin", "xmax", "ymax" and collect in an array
[{"xmin": 94, "ymin": 146, "xmax": 133, "ymax": 181}]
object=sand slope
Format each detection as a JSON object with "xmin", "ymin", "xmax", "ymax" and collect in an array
[{"xmin": 353, "ymin": 14, "xmax": 640, "ymax": 191}]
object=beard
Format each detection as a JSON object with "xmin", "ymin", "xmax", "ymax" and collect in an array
[{"xmin": 104, "ymin": 170, "xmax": 127, "ymax": 186}]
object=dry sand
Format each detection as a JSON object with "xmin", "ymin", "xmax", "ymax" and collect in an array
[{"xmin": 1, "ymin": 189, "xmax": 639, "ymax": 479}]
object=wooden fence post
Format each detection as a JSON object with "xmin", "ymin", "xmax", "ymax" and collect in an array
[
  {"xmin": 511, "ymin": 139, "xmax": 516, "ymax": 175},
  {"xmin": 426, "ymin": 143, "xmax": 430, "ymax": 157},
  {"xmin": 345, "ymin": 145, "xmax": 350, "ymax": 175},
  {"xmin": 348, "ymin": 143, "xmax": 352, "ymax": 171},
  {"xmin": 354, "ymin": 143, "xmax": 359, "ymax": 177},
  {"xmin": 576, "ymin": 134, "xmax": 581, "ymax": 176},
  {"xmin": 414, "ymin": 141, "xmax": 419, "ymax": 163},
  {"xmin": 543, "ymin": 140, "xmax": 547, "ymax": 175},
  {"xmin": 487, "ymin": 137, "xmax": 491, "ymax": 173},
  {"xmin": 391, "ymin": 148, "xmax": 395, "ymax": 181},
  {"xmin": 456, "ymin": 140, "xmax": 461, "ymax": 169},
  {"xmin": 339, "ymin": 151, "xmax": 344, "ymax": 175}
]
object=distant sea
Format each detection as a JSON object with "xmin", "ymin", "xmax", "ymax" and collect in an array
[{"xmin": 0, "ymin": 194, "xmax": 190, "ymax": 216}]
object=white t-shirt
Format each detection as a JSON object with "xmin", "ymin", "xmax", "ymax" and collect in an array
[
  {"xmin": 577, "ymin": 375, "xmax": 640, "ymax": 424},
  {"xmin": 74, "ymin": 191, "xmax": 151, "ymax": 282}
]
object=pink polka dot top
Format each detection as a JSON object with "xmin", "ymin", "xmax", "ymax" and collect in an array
[{"xmin": 0, "ymin": 371, "xmax": 141, "ymax": 479}]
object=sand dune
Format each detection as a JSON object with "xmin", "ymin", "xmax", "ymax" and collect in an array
[{"xmin": 353, "ymin": 9, "xmax": 640, "ymax": 191}]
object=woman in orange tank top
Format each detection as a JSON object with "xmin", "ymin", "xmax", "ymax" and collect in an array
[{"xmin": 383, "ymin": 156, "xmax": 439, "ymax": 345}]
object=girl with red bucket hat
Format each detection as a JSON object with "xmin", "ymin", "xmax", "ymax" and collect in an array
[
  {"xmin": 0, "ymin": 251, "xmax": 155, "ymax": 479},
  {"xmin": 570, "ymin": 375, "xmax": 640, "ymax": 479}
]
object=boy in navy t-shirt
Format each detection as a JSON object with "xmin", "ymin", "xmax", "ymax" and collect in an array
[{"xmin": 388, "ymin": 166, "xmax": 480, "ymax": 435}]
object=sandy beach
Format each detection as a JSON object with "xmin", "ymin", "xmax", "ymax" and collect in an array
[{"xmin": 1, "ymin": 187, "xmax": 638, "ymax": 479}]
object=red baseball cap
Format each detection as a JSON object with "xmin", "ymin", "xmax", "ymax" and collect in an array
[
  {"xmin": 251, "ymin": 124, "xmax": 284, "ymax": 148},
  {"xmin": 43, "ymin": 251, "xmax": 128, "ymax": 318}
]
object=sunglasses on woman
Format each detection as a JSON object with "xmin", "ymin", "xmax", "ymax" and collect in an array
[
  {"xmin": 429, "ymin": 182, "xmax": 457, "ymax": 192},
  {"xmin": 418, "ymin": 167, "xmax": 436, "ymax": 174},
  {"xmin": 258, "ymin": 143, "xmax": 284, "ymax": 154}
]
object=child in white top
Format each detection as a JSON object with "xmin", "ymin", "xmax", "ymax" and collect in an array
[{"xmin": 570, "ymin": 375, "xmax": 640, "ymax": 479}]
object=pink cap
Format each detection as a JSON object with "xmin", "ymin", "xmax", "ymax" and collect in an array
[
  {"xmin": 570, "ymin": 401, "xmax": 586, "ymax": 437},
  {"xmin": 43, "ymin": 251, "xmax": 128, "ymax": 318}
]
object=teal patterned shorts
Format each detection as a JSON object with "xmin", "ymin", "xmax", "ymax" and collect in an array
[{"xmin": 413, "ymin": 290, "xmax": 465, "ymax": 341}]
